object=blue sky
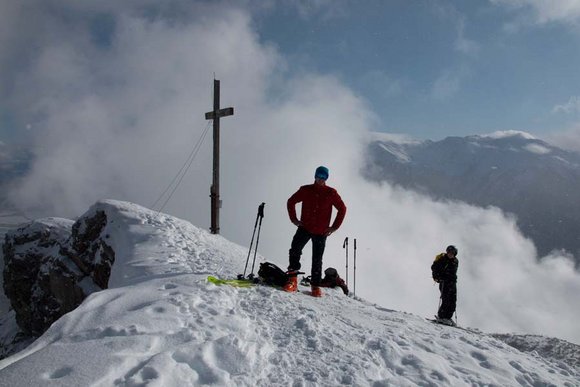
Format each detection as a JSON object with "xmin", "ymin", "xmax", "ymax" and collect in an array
[
  {"xmin": 1, "ymin": 1, "xmax": 580, "ymax": 144},
  {"xmin": 251, "ymin": 1, "xmax": 580, "ymax": 140}
]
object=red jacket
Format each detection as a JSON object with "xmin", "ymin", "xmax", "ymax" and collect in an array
[{"xmin": 287, "ymin": 183, "xmax": 347, "ymax": 235}]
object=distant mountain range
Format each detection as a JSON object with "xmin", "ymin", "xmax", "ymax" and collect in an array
[{"xmin": 363, "ymin": 131, "xmax": 580, "ymax": 263}]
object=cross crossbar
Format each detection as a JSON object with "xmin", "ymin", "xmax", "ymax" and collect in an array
[{"xmin": 205, "ymin": 107, "xmax": 234, "ymax": 120}]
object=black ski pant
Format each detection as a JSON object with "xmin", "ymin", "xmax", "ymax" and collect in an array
[
  {"xmin": 437, "ymin": 280, "xmax": 457, "ymax": 319},
  {"xmin": 288, "ymin": 227, "xmax": 327, "ymax": 286}
]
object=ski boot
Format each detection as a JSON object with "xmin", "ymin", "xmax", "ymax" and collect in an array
[
  {"xmin": 283, "ymin": 271, "xmax": 299, "ymax": 292},
  {"xmin": 311, "ymin": 286, "xmax": 323, "ymax": 297},
  {"xmin": 435, "ymin": 316, "xmax": 456, "ymax": 326}
]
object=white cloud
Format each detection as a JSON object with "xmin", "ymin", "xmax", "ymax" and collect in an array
[
  {"xmin": 523, "ymin": 143, "xmax": 551, "ymax": 154},
  {"xmin": 490, "ymin": 0, "xmax": 580, "ymax": 26},
  {"xmin": 552, "ymin": 96, "xmax": 580, "ymax": 114},
  {"xmin": 2, "ymin": 1, "xmax": 580, "ymax": 343},
  {"xmin": 482, "ymin": 130, "xmax": 537, "ymax": 140}
]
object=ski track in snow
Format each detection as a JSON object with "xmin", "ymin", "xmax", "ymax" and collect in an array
[{"xmin": 0, "ymin": 200, "xmax": 578, "ymax": 386}]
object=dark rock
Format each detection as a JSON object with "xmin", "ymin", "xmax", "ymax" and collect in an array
[
  {"xmin": 2, "ymin": 209, "xmax": 115, "ymax": 338},
  {"xmin": 2, "ymin": 219, "xmax": 74, "ymax": 335}
]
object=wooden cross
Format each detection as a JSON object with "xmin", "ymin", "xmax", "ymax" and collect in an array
[{"xmin": 205, "ymin": 79, "xmax": 234, "ymax": 234}]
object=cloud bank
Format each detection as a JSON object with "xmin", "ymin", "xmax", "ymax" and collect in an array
[{"xmin": 2, "ymin": 1, "xmax": 580, "ymax": 344}]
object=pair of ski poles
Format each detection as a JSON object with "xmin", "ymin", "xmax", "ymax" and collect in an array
[
  {"xmin": 239, "ymin": 202, "xmax": 265, "ymax": 280},
  {"xmin": 343, "ymin": 237, "xmax": 357, "ymax": 297}
]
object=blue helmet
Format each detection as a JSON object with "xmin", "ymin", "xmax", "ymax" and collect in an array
[{"xmin": 315, "ymin": 166, "xmax": 329, "ymax": 180}]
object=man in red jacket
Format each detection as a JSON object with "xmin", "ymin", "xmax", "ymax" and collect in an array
[{"xmin": 284, "ymin": 166, "xmax": 347, "ymax": 297}]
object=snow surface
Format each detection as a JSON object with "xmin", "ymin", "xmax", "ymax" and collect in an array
[
  {"xmin": 377, "ymin": 143, "xmax": 411, "ymax": 163},
  {"xmin": 480, "ymin": 131, "xmax": 537, "ymax": 140},
  {"xmin": 0, "ymin": 200, "xmax": 578, "ymax": 386},
  {"xmin": 368, "ymin": 132, "xmax": 424, "ymax": 145}
]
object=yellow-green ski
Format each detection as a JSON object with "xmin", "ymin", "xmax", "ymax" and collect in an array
[{"xmin": 207, "ymin": 276, "xmax": 255, "ymax": 288}]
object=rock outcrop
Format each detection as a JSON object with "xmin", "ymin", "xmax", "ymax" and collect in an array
[{"xmin": 2, "ymin": 210, "xmax": 115, "ymax": 337}]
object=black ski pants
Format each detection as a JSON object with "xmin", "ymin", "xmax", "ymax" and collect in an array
[
  {"xmin": 288, "ymin": 227, "xmax": 327, "ymax": 286},
  {"xmin": 438, "ymin": 280, "xmax": 457, "ymax": 319}
]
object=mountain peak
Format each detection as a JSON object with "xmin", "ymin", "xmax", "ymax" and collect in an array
[
  {"xmin": 1, "ymin": 200, "xmax": 579, "ymax": 385},
  {"xmin": 477, "ymin": 130, "xmax": 537, "ymax": 141}
]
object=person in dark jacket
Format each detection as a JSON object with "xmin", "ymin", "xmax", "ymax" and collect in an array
[
  {"xmin": 320, "ymin": 267, "xmax": 349, "ymax": 295},
  {"xmin": 284, "ymin": 166, "xmax": 347, "ymax": 297},
  {"xmin": 431, "ymin": 245, "xmax": 459, "ymax": 325}
]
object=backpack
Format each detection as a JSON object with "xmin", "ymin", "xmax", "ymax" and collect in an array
[
  {"xmin": 258, "ymin": 262, "xmax": 288, "ymax": 287},
  {"xmin": 431, "ymin": 253, "xmax": 446, "ymax": 282},
  {"xmin": 431, "ymin": 253, "xmax": 458, "ymax": 282},
  {"xmin": 324, "ymin": 267, "xmax": 338, "ymax": 279}
]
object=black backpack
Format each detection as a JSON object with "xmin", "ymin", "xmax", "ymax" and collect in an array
[
  {"xmin": 258, "ymin": 262, "xmax": 288, "ymax": 287},
  {"xmin": 324, "ymin": 267, "xmax": 338, "ymax": 280}
]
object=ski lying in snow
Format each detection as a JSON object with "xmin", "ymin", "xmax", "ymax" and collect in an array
[
  {"xmin": 207, "ymin": 276, "xmax": 319, "ymax": 296},
  {"xmin": 207, "ymin": 276, "xmax": 256, "ymax": 288}
]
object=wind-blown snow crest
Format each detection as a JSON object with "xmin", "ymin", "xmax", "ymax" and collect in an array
[
  {"xmin": 0, "ymin": 200, "xmax": 578, "ymax": 386},
  {"xmin": 480, "ymin": 130, "xmax": 537, "ymax": 140}
]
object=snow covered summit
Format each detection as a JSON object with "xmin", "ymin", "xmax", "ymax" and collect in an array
[{"xmin": 0, "ymin": 200, "xmax": 578, "ymax": 386}]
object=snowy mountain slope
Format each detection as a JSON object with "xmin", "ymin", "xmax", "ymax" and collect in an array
[
  {"xmin": 0, "ymin": 200, "xmax": 578, "ymax": 386},
  {"xmin": 492, "ymin": 333, "xmax": 580, "ymax": 372},
  {"xmin": 364, "ymin": 131, "xmax": 580, "ymax": 260}
]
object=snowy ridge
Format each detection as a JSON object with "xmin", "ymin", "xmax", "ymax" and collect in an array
[
  {"xmin": 478, "ymin": 130, "xmax": 537, "ymax": 140},
  {"xmin": 492, "ymin": 334, "xmax": 580, "ymax": 372},
  {"xmin": 0, "ymin": 200, "xmax": 578, "ymax": 386},
  {"xmin": 368, "ymin": 131, "xmax": 424, "ymax": 145}
]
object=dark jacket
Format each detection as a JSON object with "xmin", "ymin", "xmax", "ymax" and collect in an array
[
  {"xmin": 320, "ymin": 274, "xmax": 349, "ymax": 295},
  {"xmin": 287, "ymin": 183, "xmax": 347, "ymax": 235},
  {"xmin": 431, "ymin": 253, "xmax": 458, "ymax": 283}
]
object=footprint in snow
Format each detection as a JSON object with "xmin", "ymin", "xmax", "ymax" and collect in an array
[{"xmin": 43, "ymin": 367, "xmax": 73, "ymax": 380}]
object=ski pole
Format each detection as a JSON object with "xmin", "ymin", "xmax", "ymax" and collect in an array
[
  {"xmin": 343, "ymin": 237, "xmax": 349, "ymax": 286},
  {"xmin": 353, "ymin": 238, "xmax": 357, "ymax": 297},
  {"xmin": 240, "ymin": 203, "xmax": 265, "ymax": 279},
  {"xmin": 248, "ymin": 203, "xmax": 265, "ymax": 278}
]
